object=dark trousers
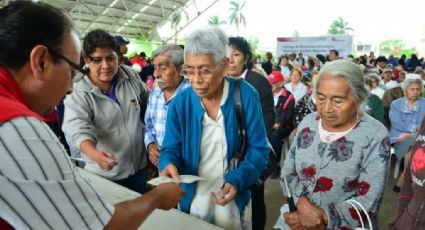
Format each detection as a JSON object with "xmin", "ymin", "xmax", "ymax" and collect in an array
[
  {"xmin": 113, "ymin": 168, "xmax": 147, "ymax": 194},
  {"xmin": 268, "ymin": 128, "xmax": 292, "ymax": 162},
  {"xmin": 251, "ymin": 183, "xmax": 265, "ymax": 230}
]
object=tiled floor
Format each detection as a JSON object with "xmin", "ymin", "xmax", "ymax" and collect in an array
[{"xmin": 264, "ymin": 156, "xmax": 400, "ymax": 229}]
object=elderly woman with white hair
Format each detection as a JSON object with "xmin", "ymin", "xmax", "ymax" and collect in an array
[
  {"xmin": 281, "ymin": 60, "xmax": 390, "ymax": 229},
  {"xmin": 390, "ymin": 78, "xmax": 425, "ymax": 192},
  {"xmin": 367, "ymin": 72, "xmax": 385, "ymax": 99},
  {"xmin": 158, "ymin": 26, "xmax": 269, "ymax": 229}
]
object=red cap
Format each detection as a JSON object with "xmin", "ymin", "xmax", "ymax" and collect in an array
[{"xmin": 268, "ymin": 71, "xmax": 284, "ymax": 84}]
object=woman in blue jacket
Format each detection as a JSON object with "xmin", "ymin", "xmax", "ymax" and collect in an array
[{"xmin": 158, "ymin": 26, "xmax": 269, "ymax": 230}]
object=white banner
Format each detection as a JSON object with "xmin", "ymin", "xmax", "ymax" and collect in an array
[{"xmin": 276, "ymin": 35, "xmax": 353, "ymax": 58}]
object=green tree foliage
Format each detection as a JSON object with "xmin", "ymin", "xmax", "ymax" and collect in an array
[
  {"xmin": 327, "ymin": 17, "xmax": 354, "ymax": 35},
  {"xmin": 208, "ymin": 15, "xmax": 226, "ymax": 25},
  {"xmin": 379, "ymin": 38, "xmax": 416, "ymax": 57},
  {"xmin": 228, "ymin": 0, "xmax": 246, "ymax": 35},
  {"xmin": 292, "ymin": 30, "xmax": 300, "ymax": 37},
  {"xmin": 247, "ymin": 36, "xmax": 259, "ymax": 53}
]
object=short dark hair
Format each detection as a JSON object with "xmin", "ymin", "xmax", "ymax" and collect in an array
[
  {"xmin": 376, "ymin": 56, "xmax": 387, "ymax": 63},
  {"xmin": 228, "ymin": 36, "xmax": 253, "ymax": 70},
  {"xmin": 316, "ymin": 54, "xmax": 326, "ymax": 64},
  {"xmin": 266, "ymin": 52, "xmax": 273, "ymax": 60},
  {"xmin": 83, "ymin": 29, "xmax": 116, "ymax": 57},
  {"xmin": 330, "ymin": 49, "xmax": 339, "ymax": 56},
  {"xmin": 0, "ymin": 1, "xmax": 73, "ymax": 69}
]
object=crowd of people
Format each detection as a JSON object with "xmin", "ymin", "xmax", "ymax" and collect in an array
[{"xmin": 2, "ymin": 1, "xmax": 425, "ymax": 230}]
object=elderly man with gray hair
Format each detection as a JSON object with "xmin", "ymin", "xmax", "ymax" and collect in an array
[
  {"xmin": 144, "ymin": 44, "xmax": 189, "ymax": 170},
  {"xmin": 158, "ymin": 26, "xmax": 269, "ymax": 229}
]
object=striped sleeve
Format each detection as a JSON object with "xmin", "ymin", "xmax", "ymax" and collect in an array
[{"xmin": 0, "ymin": 117, "xmax": 114, "ymax": 229}]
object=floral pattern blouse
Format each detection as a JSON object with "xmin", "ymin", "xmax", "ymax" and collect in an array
[{"xmin": 281, "ymin": 112, "xmax": 390, "ymax": 229}]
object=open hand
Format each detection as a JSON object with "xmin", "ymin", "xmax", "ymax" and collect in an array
[{"xmin": 211, "ymin": 183, "xmax": 237, "ymax": 206}]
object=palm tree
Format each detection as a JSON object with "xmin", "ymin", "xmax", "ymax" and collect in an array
[
  {"xmin": 327, "ymin": 17, "xmax": 354, "ymax": 35},
  {"xmin": 228, "ymin": 0, "xmax": 246, "ymax": 35},
  {"xmin": 208, "ymin": 15, "xmax": 226, "ymax": 25}
]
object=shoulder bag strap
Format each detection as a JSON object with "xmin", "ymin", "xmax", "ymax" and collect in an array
[{"xmin": 230, "ymin": 79, "xmax": 246, "ymax": 171}]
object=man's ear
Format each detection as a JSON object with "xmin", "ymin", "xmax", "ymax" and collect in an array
[{"xmin": 29, "ymin": 45, "xmax": 50, "ymax": 80}]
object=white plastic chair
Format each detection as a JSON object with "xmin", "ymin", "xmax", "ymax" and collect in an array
[
  {"xmin": 281, "ymin": 131, "xmax": 295, "ymax": 165},
  {"xmin": 390, "ymin": 147, "xmax": 401, "ymax": 179},
  {"xmin": 281, "ymin": 136, "xmax": 290, "ymax": 164}
]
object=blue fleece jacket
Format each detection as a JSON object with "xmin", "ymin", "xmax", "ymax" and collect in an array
[{"xmin": 158, "ymin": 77, "xmax": 269, "ymax": 214}]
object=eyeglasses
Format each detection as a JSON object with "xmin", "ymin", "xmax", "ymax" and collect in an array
[
  {"xmin": 49, "ymin": 49, "xmax": 85, "ymax": 82},
  {"xmin": 182, "ymin": 67, "xmax": 215, "ymax": 79}
]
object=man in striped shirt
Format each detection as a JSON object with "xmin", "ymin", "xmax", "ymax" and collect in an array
[{"xmin": 0, "ymin": 2, "xmax": 183, "ymax": 229}]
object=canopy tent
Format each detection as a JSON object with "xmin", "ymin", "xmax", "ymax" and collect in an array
[{"xmin": 1, "ymin": 0, "xmax": 220, "ymax": 42}]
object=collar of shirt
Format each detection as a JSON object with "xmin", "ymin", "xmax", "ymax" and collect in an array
[
  {"xmin": 0, "ymin": 67, "xmax": 44, "ymax": 122},
  {"xmin": 156, "ymin": 78, "xmax": 189, "ymax": 103},
  {"xmin": 101, "ymin": 75, "xmax": 120, "ymax": 104},
  {"xmin": 239, "ymin": 69, "xmax": 248, "ymax": 80}
]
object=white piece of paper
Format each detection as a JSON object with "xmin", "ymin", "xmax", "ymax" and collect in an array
[{"xmin": 148, "ymin": 175, "xmax": 204, "ymax": 186}]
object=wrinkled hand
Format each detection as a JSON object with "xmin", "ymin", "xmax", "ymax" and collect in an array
[
  {"xmin": 283, "ymin": 211, "xmax": 304, "ymax": 230},
  {"xmin": 211, "ymin": 183, "xmax": 237, "ymax": 206},
  {"xmin": 296, "ymin": 196, "xmax": 327, "ymax": 230},
  {"xmin": 92, "ymin": 150, "xmax": 118, "ymax": 171},
  {"xmin": 159, "ymin": 164, "xmax": 180, "ymax": 182},
  {"xmin": 148, "ymin": 143, "xmax": 160, "ymax": 166},
  {"xmin": 153, "ymin": 182, "xmax": 184, "ymax": 210},
  {"xmin": 397, "ymin": 132, "xmax": 412, "ymax": 143},
  {"xmin": 273, "ymin": 123, "xmax": 281, "ymax": 130}
]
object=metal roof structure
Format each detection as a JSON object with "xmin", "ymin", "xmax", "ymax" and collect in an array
[{"xmin": 1, "ymin": 0, "xmax": 220, "ymax": 42}]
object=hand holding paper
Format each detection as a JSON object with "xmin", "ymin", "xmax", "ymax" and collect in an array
[{"xmin": 148, "ymin": 175, "xmax": 204, "ymax": 186}]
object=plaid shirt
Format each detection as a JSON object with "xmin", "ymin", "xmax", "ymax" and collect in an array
[{"xmin": 144, "ymin": 79, "xmax": 189, "ymax": 148}]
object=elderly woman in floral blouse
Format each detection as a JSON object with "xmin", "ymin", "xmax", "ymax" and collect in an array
[{"xmin": 281, "ymin": 60, "xmax": 390, "ymax": 229}]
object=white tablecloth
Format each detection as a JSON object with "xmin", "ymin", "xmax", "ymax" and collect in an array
[{"xmin": 78, "ymin": 168, "xmax": 222, "ymax": 230}]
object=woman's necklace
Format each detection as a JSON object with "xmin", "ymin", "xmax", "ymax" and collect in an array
[{"xmin": 319, "ymin": 113, "xmax": 361, "ymax": 143}]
